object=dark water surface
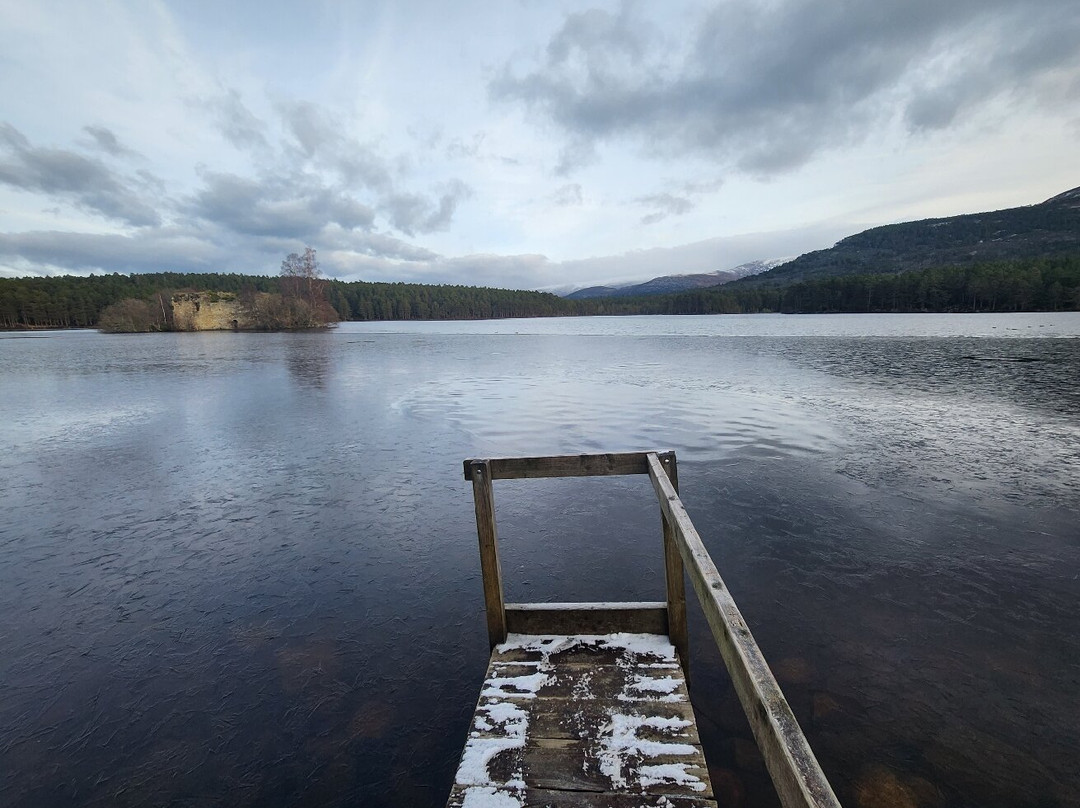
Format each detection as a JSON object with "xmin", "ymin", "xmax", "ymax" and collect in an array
[{"xmin": 1, "ymin": 314, "xmax": 1078, "ymax": 808}]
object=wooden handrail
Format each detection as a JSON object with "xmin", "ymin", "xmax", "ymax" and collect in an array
[
  {"xmin": 657, "ymin": 452, "xmax": 690, "ymax": 675},
  {"xmin": 646, "ymin": 452, "xmax": 841, "ymax": 808},
  {"xmin": 464, "ymin": 451, "xmax": 688, "ymax": 661},
  {"xmin": 463, "ymin": 451, "xmax": 675, "ymax": 480}
]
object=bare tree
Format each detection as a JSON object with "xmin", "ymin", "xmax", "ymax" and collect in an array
[
  {"xmin": 275, "ymin": 246, "xmax": 338, "ymax": 328},
  {"xmin": 281, "ymin": 246, "xmax": 320, "ymax": 304}
]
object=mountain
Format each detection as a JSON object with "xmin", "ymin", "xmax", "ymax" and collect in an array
[
  {"xmin": 565, "ymin": 259, "xmax": 783, "ymax": 299},
  {"xmin": 734, "ymin": 186, "xmax": 1080, "ymax": 288},
  {"xmin": 564, "ymin": 284, "xmax": 622, "ymax": 299}
]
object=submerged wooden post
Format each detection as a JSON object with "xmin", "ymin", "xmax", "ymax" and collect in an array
[
  {"xmin": 468, "ymin": 459, "xmax": 507, "ymax": 648},
  {"xmin": 659, "ymin": 451, "xmax": 690, "ymax": 677}
]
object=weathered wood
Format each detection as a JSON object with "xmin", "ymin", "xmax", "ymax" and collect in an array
[
  {"xmin": 470, "ymin": 697, "xmax": 701, "ymax": 743},
  {"xmin": 491, "ymin": 633, "xmax": 678, "ymax": 666},
  {"xmin": 463, "ymin": 451, "xmax": 676, "ymax": 480},
  {"xmin": 470, "ymin": 459, "xmax": 507, "ymax": 648},
  {"xmin": 449, "ymin": 633, "xmax": 714, "ymax": 807},
  {"xmin": 480, "ymin": 661, "xmax": 688, "ymax": 703},
  {"xmin": 505, "ymin": 602, "xmax": 669, "ymax": 635},
  {"xmin": 659, "ymin": 452, "xmax": 690, "ymax": 678},
  {"xmin": 522, "ymin": 737, "xmax": 712, "ymax": 797},
  {"xmin": 646, "ymin": 453, "xmax": 841, "ymax": 808},
  {"xmin": 447, "ymin": 785, "xmax": 718, "ymax": 807}
]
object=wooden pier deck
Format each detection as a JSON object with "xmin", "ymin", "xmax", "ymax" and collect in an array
[
  {"xmin": 448, "ymin": 632, "xmax": 713, "ymax": 806},
  {"xmin": 448, "ymin": 452, "xmax": 841, "ymax": 808}
]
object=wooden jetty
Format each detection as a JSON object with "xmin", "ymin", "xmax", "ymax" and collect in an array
[{"xmin": 448, "ymin": 451, "xmax": 841, "ymax": 808}]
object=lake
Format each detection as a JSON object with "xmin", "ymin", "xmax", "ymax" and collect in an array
[{"xmin": 1, "ymin": 313, "xmax": 1078, "ymax": 808}]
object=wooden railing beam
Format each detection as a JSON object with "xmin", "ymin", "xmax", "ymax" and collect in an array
[
  {"xmin": 646, "ymin": 453, "xmax": 841, "ymax": 808},
  {"xmin": 464, "ymin": 451, "xmax": 676, "ymax": 481},
  {"xmin": 504, "ymin": 602, "xmax": 669, "ymax": 635},
  {"xmin": 659, "ymin": 452, "xmax": 690, "ymax": 678},
  {"xmin": 469, "ymin": 459, "xmax": 507, "ymax": 648}
]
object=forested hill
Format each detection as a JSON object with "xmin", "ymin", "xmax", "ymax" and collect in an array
[
  {"xmin": 0, "ymin": 272, "xmax": 573, "ymax": 329},
  {"xmin": 735, "ymin": 186, "xmax": 1080, "ymax": 287}
]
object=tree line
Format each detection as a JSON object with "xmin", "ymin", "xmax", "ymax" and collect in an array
[
  {"xmin": 0, "ymin": 272, "xmax": 577, "ymax": 329},
  {"xmin": 1, "ymin": 254, "xmax": 1078, "ymax": 330},
  {"xmin": 633, "ymin": 255, "xmax": 1080, "ymax": 315}
]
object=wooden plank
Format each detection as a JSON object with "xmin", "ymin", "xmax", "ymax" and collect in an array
[
  {"xmin": 463, "ymin": 451, "xmax": 676, "ymax": 480},
  {"xmin": 492, "ymin": 634, "xmax": 678, "ymax": 666},
  {"xmin": 646, "ymin": 453, "xmax": 841, "ymax": 808},
  {"xmin": 470, "ymin": 697, "xmax": 700, "ymax": 744},
  {"xmin": 470, "ymin": 459, "xmax": 507, "ymax": 648},
  {"xmin": 479, "ymin": 662, "xmax": 687, "ymax": 703},
  {"xmin": 505, "ymin": 602, "xmax": 669, "ymax": 635},
  {"xmin": 451, "ymin": 738, "xmax": 709, "ymax": 797},
  {"xmin": 522, "ymin": 737, "xmax": 713, "ymax": 798},
  {"xmin": 447, "ymin": 785, "xmax": 718, "ymax": 807},
  {"xmin": 658, "ymin": 452, "xmax": 690, "ymax": 678}
]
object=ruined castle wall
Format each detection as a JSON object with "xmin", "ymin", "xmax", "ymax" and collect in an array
[{"xmin": 171, "ymin": 292, "xmax": 257, "ymax": 331}]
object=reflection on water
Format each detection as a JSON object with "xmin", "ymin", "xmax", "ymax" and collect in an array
[
  {"xmin": 1, "ymin": 315, "xmax": 1078, "ymax": 808},
  {"xmin": 285, "ymin": 332, "xmax": 334, "ymax": 388}
]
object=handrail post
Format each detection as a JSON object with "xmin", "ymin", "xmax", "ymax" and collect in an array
[
  {"xmin": 469, "ymin": 459, "xmax": 507, "ymax": 648},
  {"xmin": 659, "ymin": 451, "xmax": 690, "ymax": 678}
]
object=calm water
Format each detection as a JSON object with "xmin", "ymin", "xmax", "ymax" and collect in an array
[{"xmin": 1, "ymin": 313, "xmax": 1078, "ymax": 808}]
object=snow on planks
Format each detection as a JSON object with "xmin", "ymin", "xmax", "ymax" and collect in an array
[{"xmin": 447, "ymin": 633, "xmax": 715, "ymax": 808}]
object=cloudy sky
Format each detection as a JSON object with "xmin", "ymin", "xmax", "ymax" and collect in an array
[{"xmin": 1, "ymin": 0, "xmax": 1078, "ymax": 290}]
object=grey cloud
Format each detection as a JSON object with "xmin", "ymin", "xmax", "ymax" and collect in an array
[
  {"xmin": 344, "ymin": 232, "xmax": 439, "ymax": 262},
  {"xmin": 446, "ymin": 133, "xmax": 485, "ymax": 160},
  {"xmin": 278, "ymin": 99, "xmax": 328, "ymax": 158},
  {"xmin": 553, "ymin": 183, "xmax": 583, "ymax": 205},
  {"xmin": 545, "ymin": 6, "xmax": 647, "ymax": 66},
  {"xmin": 206, "ymin": 89, "xmax": 268, "ymax": 150},
  {"xmin": 904, "ymin": 11, "xmax": 1080, "ymax": 131},
  {"xmin": 0, "ymin": 229, "xmax": 224, "ymax": 274},
  {"xmin": 382, "ymin": 179, "xmax": 472, "ymax": 236},
  {"xmin": 637, "ymin": 192, "xmax": 693, "ymax": 225},
  {"xmin": 178, "ymin": 95, "xmax": 470, "ymax": 244},
  {"xmin": 188, "ymin": 169, "xmax": 375, "ymax": 239},
  {"xmin": 135, "ymin": 168, "xmax": 167, "ymax": 194},
  {"xmin": 682, "ymin": 178, "xmax": 723, "ymax": 195},
  {"xmin": 407, "ymin": 121, "xmax": 443, "ymax": 152},
  {"xmin": 383, "ymin": 193, "xmax": 430, "ymax": 236},
  {"xmin": 0, "ymin": 123, "xmax": 161, "ymax": 226},
  {"xmin": 276, "ymin": 100, "xmax": 392, "ymax": 191},
  {"xmin": 554, "ymin": 137, "xmax": 598, "ymax": 176},
  {"xmin": 492, "ymin": 0, "xmax": 1080, "ymax": 176},
  {"xmin": 82, "ymin": 125, "xmax": 136, "ymax": 158},
  {"xmin": 229, "ymin": 97, "xmax": 470, "ymax": 236},
  {"xmin": 429, "ymin": 179, "xmax": 473, "ymax": 230}
]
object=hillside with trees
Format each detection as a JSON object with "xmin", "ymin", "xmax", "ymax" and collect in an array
[
  {"xmin": 616, "ymin": 255, "xmax": 1080, "ymax": 315},
  {"xmin": 736, "ymin": 187, "xmax": 1080, "ymax": 287}
]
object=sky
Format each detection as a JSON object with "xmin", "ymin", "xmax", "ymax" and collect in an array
[{"xmin": 1, "ymin": 0, "xmax": 1078, "ymax": 291}]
